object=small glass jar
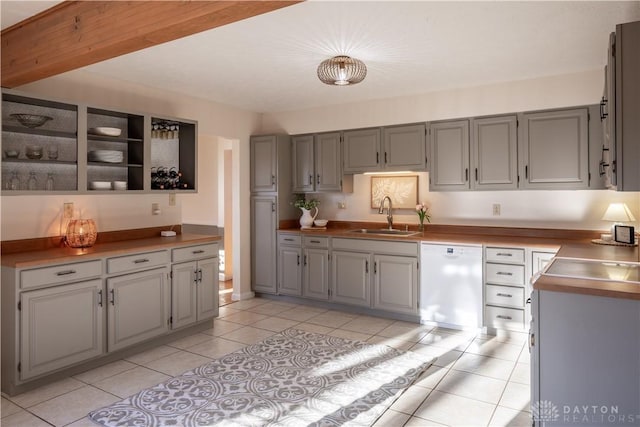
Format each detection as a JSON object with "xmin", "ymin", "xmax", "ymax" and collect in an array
[
  {"xmin": 9, "ymin": 171, "xmax": 20, "ymax": 190},
  {"xmin": 45, "ymin": 173, "xmax": 55, "ymax": 191},
  {"xmin": 27, "ymin": 171, "xmax": 38, "ymax": 190}
]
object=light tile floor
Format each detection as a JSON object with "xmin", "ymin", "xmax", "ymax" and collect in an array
[{"xmin": 1, "ymin": 297, "xmax": 532, "ymax": 426}]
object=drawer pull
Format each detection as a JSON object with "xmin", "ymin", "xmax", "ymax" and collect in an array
[
  {"xmin": 192, "ymin": 250, "xmax": 205, "ymax": 254},
  {"xmin": 284, "ymin": 238, "xmax": 294, "ymax": 242},
  {"xmin": 55, "ymin": 270, "xmax": 77, "ymax": 276},
  {"xmin": 133, "ymin": 258, "xmax": 150, "ymax": 264},
  {"xmin": 496, "ymin": 292, "xmax": 513, "ymax": 298},
  {"xmin": 496, "ymin": 253, "xmax": 513, "ymax": 257},
  {"xmin": 310, "ymin": 240, "xmax": 321, "ymax": 244},
  {"xmin": 496, "ymin": 315, "xmax": 512, "ymax": 320},
  {"xmin": 496, "ymin": 271, "xmax": 513, "ymax": 276}
]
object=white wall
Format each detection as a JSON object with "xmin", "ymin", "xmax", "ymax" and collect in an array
[{"xmin": 262, "ymin": 69, "xmax": 640, "ymax": 231}]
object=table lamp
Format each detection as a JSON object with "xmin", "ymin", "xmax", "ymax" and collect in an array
[
  {"xmin": 65, "ymin": 219, "xmax": 98, "ymax": 248},
  {"xmin": 601, "ymin": 203, "xmax": 636, "ymax": 236}
]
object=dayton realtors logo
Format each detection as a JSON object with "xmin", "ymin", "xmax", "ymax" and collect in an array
[{"xmin": 533, "ymin": 400, "xmax": 639, "ymax": 424}]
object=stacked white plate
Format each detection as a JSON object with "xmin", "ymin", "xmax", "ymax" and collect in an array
[
  {"xmin": 89, "ymin": 181, "xmax": 111, "ymax": 190},
  {"xmin": 88, "ymin": 150, "xmax": 123, "ymax": 163},
  {"xmin": 89, "ymin": 127, "xmax": 122, "ymax": 137}
]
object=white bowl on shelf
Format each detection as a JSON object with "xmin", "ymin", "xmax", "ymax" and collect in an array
[
  {"xmin": 112, "ymin": 181, "xmax": 127, "ymax": 191},
  {"xmin": 314, "ymin": 219, "xmax": 328, "ymax": 227},
  {"xmin": 89, "ymin": 127, "xmax": 122, "ymax": 137},
  {"xmin": 88, "ymin": 150, "xmax": 124, "ymax": 163},
  {"xmin": 89, "ymin": 181, "xmax": 111, "ymax": 190}
]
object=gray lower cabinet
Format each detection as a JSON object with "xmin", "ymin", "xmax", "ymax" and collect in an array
[
  {"xmin": 278, "ymin": 245, "xmax": 302, "ymax": 296},
  {"xmin": 519, "ymin": 108, "xmax": 589, "ymax": 189},
  {"xmin": 372, "ymin": 255, "xmax": 418, "ymax": 315},
  {"xmin": 251, "ymin": 195, "xmax": 278, "ymax": 294},
  {"xmin": 429, "ymin": 120, "xmax": 471, "ymax": 191},
  {"xmin": 107, "ymin": 267, "xmax": 170, "ymax": 352},
  {"xmin": 20, "ymin": 279, "xmax": 104, "ymax": 381},
  {"xmin": 472, "ymin": 115, "xmax": 518, "ymax": 190},
  {"xmin": 171, "ymin": 243, "xmax": 220, "ymax": 329},
  {"xmin": 331, "ymin": 250, "xmax": 371, "ymax": 307},
  {"xmin": 531, "ymin": 289, "xmax": 640, "ymax": 424},
  {"xmin": 302, "ymin": 236, "xmax": 330, "ymax": 300}
]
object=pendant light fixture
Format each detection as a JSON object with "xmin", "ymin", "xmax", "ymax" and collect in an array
[{"xmin": 317, "ymin": 55, "xmax": 367, "ymax": 86}]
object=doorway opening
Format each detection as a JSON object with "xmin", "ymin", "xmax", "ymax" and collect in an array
[{"xmin": 219, "ymin": 143, "xmax": 234, "ymax": 306}]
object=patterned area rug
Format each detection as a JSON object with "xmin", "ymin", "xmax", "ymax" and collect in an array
[{"xmin": 89, "ymin": 328, "xmax": 433, "ymax": 426}]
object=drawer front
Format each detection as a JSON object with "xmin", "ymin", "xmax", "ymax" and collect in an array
[
  {"xmin": 108, "ymin": 250, "xmax": 169, "ymax": 274},
  {"xmin": 485, "ymin": 247, "xmax": 525, "ymax": 264},
  {"xmin": 485, "ymin": 284, "xmax": 525, "ymax": 308},
  {"xmin": 172, "ymin": 243, "xmax": 218, "ymax": 263},
  {"xmin": 485, "ymin": 263, "xmax": 525, "ymax": 286},
  {"xmin": 303, "ymin": 236, "xmax": 329, "ymax": 248},
  {"xmin": 333, "ymin": 238, "xmax": 418, "ymax": 256},
  {"xmin": 21, "ymin": 260, "xmax": 102, "ymax": 290},
  {"xmin": 278, "ymin": 234, "xmax": 301, "ymax": 246},
  {"xmin": 485, "ymin": 305, "xmax": 525, "ymax": 330}
]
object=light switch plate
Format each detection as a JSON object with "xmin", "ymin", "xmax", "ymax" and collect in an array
[
  {"xmin": 169, "ymin": 193, "xmax": 176, "ymax": 206},
  {"xmin": 63, "ymin": 203, "xmax": 74, "ymax": 219}
]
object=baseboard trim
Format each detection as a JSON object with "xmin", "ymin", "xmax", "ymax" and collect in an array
[{"xmin": 232, "ymin": 291, "xmax": 255, "ymax": 301}]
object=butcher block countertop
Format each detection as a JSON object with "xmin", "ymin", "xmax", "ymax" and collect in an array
[{"xmin": 1, "ymin": 233, "xmax": 221, "ymax": 269}]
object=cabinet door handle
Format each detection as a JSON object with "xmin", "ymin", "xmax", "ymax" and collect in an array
[
  {"xmin": 384, "ymin": 152, "xmax": 388, "ymax": 164},
  {"xmin": 97, "ymin": 290, "xmax": 103, "ymax": 307},
  {"xmin": 308, "ymin": 175, "xmax": 313, "ymax": 185},
  {"xmin": 496, "ymin": 271, "xmax": 513, "ymax": 276},
  {"xmin": 297, "ymin": 255, "xmax": 300, "ymax": 266},
  {"xmin": 526, "ymin": 297, "xmax": 532, "ymax": 304},
  {"xmin": 317, "ymin": 174, "xmax": 320, "ymax": 184},
  {"xmin": 134, "ymin": 258, "xmax": 149, "ymax": 264},
  {"xmin": 496, "ymin": 252, "xmax": 513, "ymax": 257},
  {"xmin": 365, "ymin": 260, "xmax": 369, "ymax": 273},
  {"xmin": 192, "ymin": 250, "xmax": 205, "ymax": 254},
  {"xmin": 475, "ymin": 168, "xmax": 478, "ymax": 182},
  {"xmin": 271, "ymin": 174, "xmax": 276, "ymax": 185},
  {"xmin": 525, "ymin": 165, "xmax": 528, "ymax": 179},
  {"xmin": 198, "ymin": 269, "xmax": 203, "ymax": 283},
  {"xmin": 304, "ymin": 255, "xmax": 307, "ymax": 266},
  {"xmin": 497, "ymin": 315, "xmax": 512, "ymax": 320},
  {"xmin": 194, "ymin": 269, "xmax": 199, "ymax": 284},
  {"xmin": 271, "ymin": 202, "xmax": 275, "ymax": 212},
  {"xmin": 55, "ymin": 269, "xmax": 76, "ymax": 276},
  {"xmin": 109, "ymin": 289, "xmax": 115, "ymax": 305},
  {"xmin": 600, "ymin": 96, "xmax": 608, "ymax": 120},
  {"xmin": 374, "ymin": 262, "xmax": 377, "ymax": 274},
  {"xmin": 529, "ymin": 332, "xmax": 535, "ymax": 349},
  {"xmin": 376, "ymin": 152, "xmax": 379, "ymax": 164},
  {"xmin": 496, "ymin": 292, "xmax": 513, "ymax": 298},
  {"xmin": 465, "ymin": 168, "xmax": 469, "ymax": 182}
]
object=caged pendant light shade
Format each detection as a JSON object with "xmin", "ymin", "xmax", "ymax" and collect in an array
[{"xmin": 317, "ymin": 55, "xmax": 367, "ymax": 86}]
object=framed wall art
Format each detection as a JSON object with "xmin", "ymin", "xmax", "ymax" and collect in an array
[{"xmin": 370, "ymin": 175, "xmax": 419, "ymax": 209}]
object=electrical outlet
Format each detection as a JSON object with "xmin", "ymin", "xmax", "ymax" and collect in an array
[
  {"xmin": 169, "ymin": 193, "xmax": 176, "ymax": 206},
  {"xmin": 338, "ymin": 201, "xmax": 346, "ymax": 209},
  {"xmin": 63, "ymin": 203, "xmax": 74, "ymax": 219},
  {"xmin": 492, "ymin": 203, "xmax": 501, "ymax": 216},
  {"xmin": 152, "ymin": 203, "xmax": 160, "ymax": 215}
]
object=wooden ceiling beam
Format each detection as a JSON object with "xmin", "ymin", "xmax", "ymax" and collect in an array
[{"xmin": 1, "ymin": 1, "xmax": 302, "ymax": 88}]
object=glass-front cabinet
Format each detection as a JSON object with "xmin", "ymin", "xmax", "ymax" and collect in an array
[
  {"xmin": 1, "ymin": 90, "xmax": 197, "ymax": 194},
  {"xmin": 2, "ymin": 93, "xmax": 78, "ymax": 193}
]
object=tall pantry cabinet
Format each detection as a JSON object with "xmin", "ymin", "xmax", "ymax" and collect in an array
[{"xmin": 250, "ymin": 135, "xmax": 297, "ymax": 294}]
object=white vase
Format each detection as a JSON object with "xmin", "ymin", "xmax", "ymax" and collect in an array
[{"xmin": 299, "ymin": 207, "xmax": 318, "ymax": 228}]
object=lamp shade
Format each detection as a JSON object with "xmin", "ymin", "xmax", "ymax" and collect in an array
[
  {"xmin": 602, "ymin": 203, "xmax": 636, "ymax": 222},
  {"xmin": 65, "ymin": 219, "xmax": 98, "ymax": 248},
  {"xmin": 317, "ymin": 56, "xmax": 367, "ymax": 86}
]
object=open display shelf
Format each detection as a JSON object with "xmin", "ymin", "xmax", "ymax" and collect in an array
[{"xmin": 150, "ymin": 117, "xmax": 196, "ymax": 191}]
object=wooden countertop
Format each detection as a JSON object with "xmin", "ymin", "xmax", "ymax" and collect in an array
[
  {"xmin": 1, "ymin": 233, "xmax": 222, "ymax": 269},
  {"xmin": 533, "ymin": 242, "xmax": 640, "ymax": 300}
]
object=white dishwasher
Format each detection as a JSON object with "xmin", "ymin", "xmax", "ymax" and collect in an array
[{"xmin": 420, "ymin": 243, "xmax": 483, "ymax": 330}]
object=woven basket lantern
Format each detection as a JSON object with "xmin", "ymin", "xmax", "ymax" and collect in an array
[{"xmin": 65, "ymin": 219, "xmax": 98, "ymax": 248}]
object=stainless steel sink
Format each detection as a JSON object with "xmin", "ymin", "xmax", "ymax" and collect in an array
[{"xmin": 347, "ymin": 228, "xmax": 420, "ymax": 237}]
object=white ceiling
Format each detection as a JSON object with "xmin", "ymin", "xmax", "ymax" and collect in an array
[{"xmin": 3, "ymin": 1, "xmax": 640, "ymax": 113}]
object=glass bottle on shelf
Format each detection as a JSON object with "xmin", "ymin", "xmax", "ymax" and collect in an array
[
  {"xmin": 27, "ymin": 171, "xmax": 38, "ymax": 191},
  {"xmin": 45, "ymin": 173, "xmax": 55, "ymax": 191},
  {"xmin": 9, "ymin": 171, "xmax": 21, "ymax": 191}
]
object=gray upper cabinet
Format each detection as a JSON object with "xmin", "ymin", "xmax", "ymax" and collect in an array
[
  {"xmin": 519, "ymin": 108, "xmax": 589, "ymax": 190},
  {"xmin": 291, "ymin": 134, "xmax": 315, "ymax": 192},
  {"xmin": 343, "ymin": 128, "xmax": 381, "ymax": 173},
  {"xmin": 429, "ymin": 120, "xmax": 470, "ymax": 191},
  {"xmin": 292, "ymin": 132, "xmax": 342, "ymax": 192},
  {"xmin": 315, "ymin": 132, "xmax": 342, "ymax": 191},
  {"xmin": 383, "ymin": 124, "xmax": 427, "ymax": 171},
  {"xmin": 250, "ymin": 135, "xmax": 278, "ymax": 192},
  {"xmin": 471, "ymin": 115, "xmax": 518, "ymax": 190}
]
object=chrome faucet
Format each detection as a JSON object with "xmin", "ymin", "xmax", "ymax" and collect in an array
[{"xmin": 378, "ymin": 196, "xmax": 393, "ymax": 230}]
